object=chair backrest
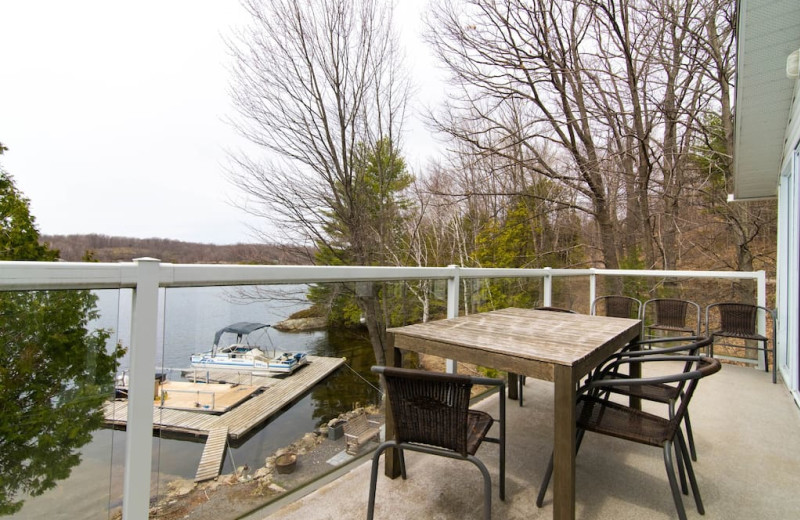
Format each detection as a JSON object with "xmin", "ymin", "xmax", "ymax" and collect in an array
[
  {"xmin": 375, "ymin": 366, "xmax": 473, "ymax": 456},
  {"xmin": 591, "ymin": 295, "xmax": 641, "ymax": 319},
  {"xmin": 706, "ymin": 302, "xmax": 772, "ymax": 339},
  {"xmin": 643, "ymin": 298, "xmax": 701, "ymax": 332}
]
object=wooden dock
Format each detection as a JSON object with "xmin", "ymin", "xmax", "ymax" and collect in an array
[
  {"xmin": 195, "ymin": 427, "xmax": 228, "ymax": 482},
  {"xmin": 104, "ymin": 355, "xmax": 346, "ymax": 481}
]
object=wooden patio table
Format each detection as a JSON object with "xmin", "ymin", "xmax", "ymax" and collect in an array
[{"xmin": 385, "ymin": 307, "xmax": 641, "ymax": 520}]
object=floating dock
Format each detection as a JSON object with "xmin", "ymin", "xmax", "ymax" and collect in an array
[{"xmin": 103, "ymin": 355, "xmax": 346, "ymax": 481}]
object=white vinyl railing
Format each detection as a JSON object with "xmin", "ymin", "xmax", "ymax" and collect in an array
[{"xmin": 0, "ymin": 259, "xmax": 768, "ymax": 519}]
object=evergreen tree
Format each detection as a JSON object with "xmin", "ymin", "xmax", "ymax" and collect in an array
[{"xmin": 0, "ymin": 161, "xmax": 122, "ymax": 514}]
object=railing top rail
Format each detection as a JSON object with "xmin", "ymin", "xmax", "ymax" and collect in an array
[{"xmin": 0, "ymin": 260, "xmax": 766, "ymax": 291}]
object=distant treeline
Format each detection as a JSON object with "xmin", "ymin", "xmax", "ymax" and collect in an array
[{"xmin": 41, "ymin": 234, "xmax": 312, "ymax": 265}]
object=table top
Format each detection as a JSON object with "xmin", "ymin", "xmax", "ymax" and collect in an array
[{"xmin": 388, "ymin": 308, "xmax": 641, "ymax": 382}]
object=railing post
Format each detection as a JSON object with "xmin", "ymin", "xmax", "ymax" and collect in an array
[
  {"xmin": 589, "ymin": 269, "xmax": 597, "ymax": 312},
  {"xmin": 123, "ymin": 258, "xmax": 160, "ymax": 519},
  {"xmin": 757, "ymin": 270, "xmax": 768, "ymax": 370},
  {"xmin": 446, "ymin": 265, "xmax": 460, "ymax": 373},
  {"xmin": 543, "ymin": 267, "xmax": 553, "ymax": 306}
]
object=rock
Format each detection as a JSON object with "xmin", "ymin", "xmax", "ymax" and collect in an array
[
  {"xmin": 268, "ymin": 483, "xmax": 286, "ymax": 493},
  {"xmin": 272, "ymin": 317, "xmax": 327, "ymax": 332},
  {"xmin": 166, "ymin": 478, "xmax": 195, "ymax": 498}
]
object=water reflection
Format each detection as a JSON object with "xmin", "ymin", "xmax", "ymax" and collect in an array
[{"xmin": 308, "ymin": 328, "xmax": 382, "ymax": 424}]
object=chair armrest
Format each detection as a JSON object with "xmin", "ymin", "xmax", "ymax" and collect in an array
[
  {"xmin": 629, "ymin": 335, "xmax": 705, "ymax": 348},
  {"xmin": 469, "ymin": 375, "xmax": 506, "ymax": 388},
  {"xmin": 595, "ymin": 337, "xmax": 712, "ymax": 379},
  {"xmin": 585, "ymin": 355, "xmax": 715, "ymax": 391}
]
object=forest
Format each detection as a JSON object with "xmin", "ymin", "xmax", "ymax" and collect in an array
[
  {"xmin": 41, "ymin": 234, "xmax": 311, "ymax": 264},
  {"xmin": 225, "ymin": 0, "xmax": 776, "ymax": 364}
]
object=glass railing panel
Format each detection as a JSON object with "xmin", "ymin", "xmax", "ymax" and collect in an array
[
  {"xmin": 149, "ymin": 283, "xmax": 391, "ymax": 520},
  {"xmin": 4, "ymin": 288, "xmax": 126, "ymax": 520},
  {"xmin": 463, "ymin": 276, "xmax": 544, "ymax": 313}
]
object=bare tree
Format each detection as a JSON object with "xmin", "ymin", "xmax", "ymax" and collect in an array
[
  {"xmin": 227, "ymin": 0, "xmax": 410, "ymax": 365},
  {"xmin": 425, "ymin": 0, "xmax": 755, "ymax": 280}
]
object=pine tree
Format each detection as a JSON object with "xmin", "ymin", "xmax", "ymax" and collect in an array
[{"xmin": 0, "ymin": 156, "xmax": 123, "ymax": 514}]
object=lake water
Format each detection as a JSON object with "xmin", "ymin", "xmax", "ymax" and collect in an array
[{"xmin": 11, "ymin": 285, "xmax": 380, "ymax": 519}]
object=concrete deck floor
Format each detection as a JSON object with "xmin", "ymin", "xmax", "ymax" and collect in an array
[{"xmin": 254, "ymin": 362, "xmax": 800, "ymax": 520}]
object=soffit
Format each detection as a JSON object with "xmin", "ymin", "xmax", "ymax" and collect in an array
[{"xmin": 733, "ymin": 0, "xmax": 800, "ymax": 200}]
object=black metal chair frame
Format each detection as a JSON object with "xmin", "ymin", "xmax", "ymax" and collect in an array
[
  {"xmin": 642, "ymin": 298, "xmax": 701, "ymax": 337},
  {"xmin": 536, "ymin": 355, "xmax": 721, "ymax": 520},
  {"xmin": 591, "ymin": 336, "xmax": 713, "ymax": 461},
  {"xmin": 368, "ymin": 366, "xmax": 506, "ymax": 520},
  {"xmin": 591, "ymin": 295, "xmax": 642, "ymax": 319},
  {"xmin": 705, "ymin": 302, "xmax": 777, "ymax": 384}
]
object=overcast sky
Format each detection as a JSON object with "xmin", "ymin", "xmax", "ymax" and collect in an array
[{"xmin": 0, "ymin": 0, "xmax": 445, "ymax": 245}]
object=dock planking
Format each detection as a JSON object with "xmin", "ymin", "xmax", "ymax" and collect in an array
[
  {"xmin": 195, "ymin": 427, "xmax": 229, "ymax": 482},
  {"xmin": 104, "ymin": 355, "xmax": 346, "ymax": 480}
]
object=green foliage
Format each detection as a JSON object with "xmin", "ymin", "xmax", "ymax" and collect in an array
[
  {"xmin": 619, "ymin": 247, "xmax": 649, "ymax": 298},
  {"xmin": 691, "ymin": 114, "xmax": 729, "ymax": 195},
  {"xmin": 471, "ymin": 189, "xmax": 586, "ymax": 310},
  {"xmin": 476, "ymin": 366, "xmax": 500, "ymax": 379},
  {"xmin": 0, "ymin": 171, "xmax": 58, "ymax": 261},
  {"xmin": 0, "ymin": 291, "xmax": 121, "ymax": 515},
  {"xmin": 317, "ymin": 137, "xmax": 412, "ymax": 266},
  {"xmin": 308, "ymin": 283, "xmax": 364, "ymax": 328},
  {"xmin": 0, "ymin": 169, "xmax": 123, "ymax": 514},
  {"xmin": 311, "ymin": 139, "xmax": 413, "ymax": 329}
]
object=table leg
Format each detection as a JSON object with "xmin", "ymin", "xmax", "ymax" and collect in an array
[
  {"xmin": 383, "ymin": 333, "xmax": 402, "ymax": 479},
  {"xmin": 628, "ymin": 335, "xmax": 642, "ymax": 409},
  {"xmin": 553, "ymin": 364, "xmax": 576, "ymax": 520},
  {"xmin": 508, "ymin": 373, "xmax": 519, "ymax": 400}
]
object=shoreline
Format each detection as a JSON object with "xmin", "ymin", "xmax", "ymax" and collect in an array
[{"xmin": 138, "ymin": 406, "xmax": 383, "ymax": 520}]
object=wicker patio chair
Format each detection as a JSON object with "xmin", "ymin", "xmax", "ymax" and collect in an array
[
  {"xmin": 591, "ymin": 295, "xmax": 642, "ymax": 319},
  {"xmin": 367, "ymin": 366, "xmax": 506, "ymax": 520},
  {"xmin": 705, "ymin": 302, "xmax": 777, "ymax": 383},
  {"xmin": 642, "ymin": 298, "xmax": 701, "ymax": 337},
  {"xmin": 536, "ymin": 355, "xmax": 721, "ymax": 520},
  {"xmin": 512, "ymin": 306, "xmax": 579, "ymax": 407},
  {"xmin": 590, "ymin": 336, "xmax": 713, "ymax": 461}
]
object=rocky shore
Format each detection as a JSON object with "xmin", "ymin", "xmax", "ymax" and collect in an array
[
  {"xmin": 272, "ymin": 316, "xmax": 328, "ymax": 332},
  {"xmin": 132, "ymin": 406, "xmax": 382, "ymax": 520}
]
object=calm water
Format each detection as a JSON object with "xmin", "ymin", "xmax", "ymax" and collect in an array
[{"xmin": 12, "ymin": 285, "xmax": 380, "ymax": 519}]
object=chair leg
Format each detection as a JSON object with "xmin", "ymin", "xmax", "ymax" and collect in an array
[
  {"xmin": 677, "ymin": 431, "xmax": 705, "ymax": 515},
  {"xmin": 368, "ymin": 443, "xmax": 393, "ymax": 520},
  {"xmin": 683, "ymin": 409, "xmax": 697, "ymax": 461},
  {"xmin": 466, "ymin": 455, "xmax": 493, "ymax": 520},
  {"xmin": 662, "ymin": 440, "xmax": 689, "ymax": 520},
  {"xmin": 518, "ymin": 375, "xmax": 525, "ymax": 407},
  {"xmin": 674, "ymin": 438, "xmax": 688, "ymax": 495},
  {"xmin": 772, "ymin": 343, "xmax": 777, "ymax": 384},
  {"xmin": 499, "ymin": 418, "xmax": 506, "ymax": 501},
  {"xmin": 536, "ymin": 429, "xmax": 584, "ymax": 508},
  {"xmin": 535, "ymin": 453, "xmax": 553, "ymax": 508},
  {"xmin": 398, "ymin": 448, "xmax": 407, "ymax": 480},
  {"xmin": 669, "ymin": 401, "xmax": 688, "ymax": 493}
]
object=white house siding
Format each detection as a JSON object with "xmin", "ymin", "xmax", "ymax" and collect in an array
[{"xmin": 778, "ymin": 79, "xmax": 800, "ymax": 403}]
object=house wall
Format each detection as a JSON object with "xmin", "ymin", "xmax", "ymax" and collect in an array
[{"xmin": 778, "ymin": 78, "xmax": 800, "ymax": 403}]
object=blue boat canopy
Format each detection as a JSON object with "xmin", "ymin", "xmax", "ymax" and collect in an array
[{"xmin": 213, "ymin": 322, "xmax": 270, "ymax": 346}]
